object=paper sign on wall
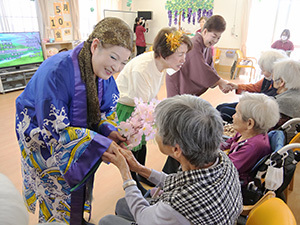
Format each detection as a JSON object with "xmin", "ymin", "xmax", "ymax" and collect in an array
[
  {"xmin": 54, "ymin": 2, "xmax": 63, "ymax": 15},
  {"xmin": 64, "ymin": 29, "xmax": 71, "ymax": 35},
  {"xmin": 63, "ymin": 2, "xmax": 70, "ymax": 14},
  {"xmin": 65, "ymin": 21, "xmax": 72, "ymax": 27},
  {"xmin": 48, "ymin": 0, "xmax": 73, "ymax": 41},
  {"xmin": 54, "ymin": 29, "xmax": 63, "ymax": 42},
  {"xmin": 50, "ymin": 16, "xmax": 56, "ymax": 28},
  {"xmin": 56, "ymin": 16, "xmax": 64, "ymax": 28}
]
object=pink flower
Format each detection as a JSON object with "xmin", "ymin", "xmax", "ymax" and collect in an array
[
  {"xmin": 145, "ymin": 128, "xmax": 156, "ymax": 141},
  {"xmin": 127, "ymin": 132, "xmax": 143, "ymax": 148},
  {"xmin": 134, "ymin": 97, "xmax": 144, "ymax": 106},
  {"xmin": 141, "ymin": 123, "xmax": 152, "ymax": 136},
  {"xmin": 119, "ymin": 121, "xmax": 133, "ymax": 137},
  {"xmin": 118, "ymin": 97, "xmax": 160, "ymax": 150}
]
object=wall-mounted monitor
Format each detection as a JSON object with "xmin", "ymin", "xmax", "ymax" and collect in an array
[
  {"xmin": 138, "ymin": 11, "xmax": 152, "ymax": 20},
  {"xmin": 0, "ymin": 31, "xmax": 44, "ymax": 69}
]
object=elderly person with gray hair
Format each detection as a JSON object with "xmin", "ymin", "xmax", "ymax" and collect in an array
[
  {"xmin": 272, "ymin": 58, "xmax": 300, "ymax": 129},
  {"xmin": 217, "ymin": 49, "xmax": 287, "ymax": 123},
  {"xmin": 99, "ymin": 95, "xmax": 243, "ymax": 225},
  {"xmin": 221, "ymin": 92, "xmax": 280, "ymax": 187}
]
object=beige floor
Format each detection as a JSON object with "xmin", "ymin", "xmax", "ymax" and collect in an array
[{"xmin": 0, "ymin": 73, "xmax": 299, "ymax": 225}]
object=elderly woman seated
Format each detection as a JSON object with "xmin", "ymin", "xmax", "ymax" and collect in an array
[
  {"xmin": 217, "ymin": 49, "xmax": 287, "ymax": 123},
  {"xmin": 220, "ymin": 92, "xmax": 280, "ymax": 187},
  {"xmin": 272, "ymin": 58, "xmax": 300, "ymax": 128},
  {"xmin": 99, "ymin": 95, "xmax": 243, "ymax": 225}
]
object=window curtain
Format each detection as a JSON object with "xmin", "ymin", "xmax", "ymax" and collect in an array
[
  {"xmin": 70, "ymin": 0, "xmax": 81, "ymax": 40},
  {"xmin": 0, "ymin": 1, "xmax": 10, "ymax": 31},
  {"xmin": 36, "ymin": 0, "xmax": 51, "ymax": 39},
  {"xmin": 246, "ymin": 0, "xmax": 279, "ymax": 58},
  {"xmin": 0, "ymin": 0, "xmax": 38, "ymax": 32}
]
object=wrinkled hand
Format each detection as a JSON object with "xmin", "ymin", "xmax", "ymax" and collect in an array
[
  {"xmin": 102, "ymin": 144, "xmax": 130, "ymax": 170},
  {"xmin": 228, "ymin": 82, "xmax": 238, "ymax": 90},
  {"xmin": 104, "ymin": 141, "xmax": 119, "ymax": 155},
  {"xmin": 217, "ymin": 79, "xmax": 233, "ymax": 93},
  {"xmin": 119, "ymin": 149, "xmax": 142, "ymax": 173},
  {"xmin": 102, "ymin": 141, "xmax": 120, "ymax": 163}
]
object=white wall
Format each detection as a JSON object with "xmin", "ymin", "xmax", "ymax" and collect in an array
[
  {"xmin": 121, "ymin": 0, "xmax": 245, "ymax": 49},
  {"xmin": 213, "ymin": 0, "xmax": 243, "ymax": 49}
]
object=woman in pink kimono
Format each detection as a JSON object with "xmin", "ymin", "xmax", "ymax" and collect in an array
[{"xmin": 166, "ymin": 15, "xmax": 230, "ymax": 98}]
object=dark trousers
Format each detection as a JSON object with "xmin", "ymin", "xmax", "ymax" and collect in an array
[
  {"xmin": 136, "ymin": 46, "xmax": 146, "ymax": 56},
  {"xmin": 216, "ymin": 102, "xmax": 238, "ymax": 123},
  {"xmin": 131, "ymin": 144, "xmax": 147, "ymax": 195}
]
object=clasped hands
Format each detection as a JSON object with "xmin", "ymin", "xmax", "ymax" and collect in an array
[
  {"xmin": 217, "ymin": 78, "xmax": 238, "ymax": 94},
  {"xmin": 103, "ymin": 131, "xmax": 141, "ymax": 180},
  {"xmin": 102, "ymin": 141, "xmax": 141, "ymax": 181}
]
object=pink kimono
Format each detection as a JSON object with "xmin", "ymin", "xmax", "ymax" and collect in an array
[{"xmin": 166, "ymin": 32, "xmax": 220, "ymax": 97}]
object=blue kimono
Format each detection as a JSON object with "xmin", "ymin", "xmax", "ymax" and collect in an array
[{"xmin": 15, "ymin": 43, "xmax": 119, "ymax": 224}]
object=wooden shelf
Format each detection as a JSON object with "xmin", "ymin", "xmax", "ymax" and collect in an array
[{"xmin": 42, "ymin": 41, "xmax": 74, "ymax": 59}]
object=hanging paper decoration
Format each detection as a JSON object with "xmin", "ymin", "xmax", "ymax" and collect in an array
[
  {"xmin": 182, "ymin": 9, "xmax": 185, "ymax": 22},
  {"xmin": 168, "ymin": 10, "xmax": 172, "ymax": 27},
  {"xmin": 174, "ymin": 10, "xmax": 178, "ymax": 25},
  {"xmin": 187, "ymin": 8, "xmax": 192, "ymax": 24},
  {"xmin": 202, "ymin": 9, "xmax": 207, "ymax": 17},
  {"xmin": 192, "ymin": 12, "xmax": 196, "ymax": 25},
  {"xmin": 197, "ymin": 9, "xmax": 202, "ymax": 22},
  {"xmin": 207, "ymin": 9, "xmax": 213, "ymax": 17},
  {"xmin": 165, "ymin": 0, "xmax": 214, "ymax": 27}
]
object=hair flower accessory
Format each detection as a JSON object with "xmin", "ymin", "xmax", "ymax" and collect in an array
[
  {"xmin": 118, "ymin": 97, "xmax": 160, "ymax": 150},
  {"xmin": 165, "ymin": 30, "xmax": 183, "ymax": 52}
]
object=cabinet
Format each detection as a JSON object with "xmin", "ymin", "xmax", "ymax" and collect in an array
[
  {"xmin": 0, "ymin": 66, "xmax": 38, "ymax": 93},
  {"xmin": 42, "ymin": 41, "xmax": 74, "ymax": 59}
]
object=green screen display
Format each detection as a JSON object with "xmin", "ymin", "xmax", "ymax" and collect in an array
[{"xmin": 0, "ymin": 32, "xmax": 44, "ymax": 69}]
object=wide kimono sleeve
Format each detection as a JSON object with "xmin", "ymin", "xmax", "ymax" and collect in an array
[{"xmin": 97, "ymin": 77, "xmax": 120, "ymax": 137}]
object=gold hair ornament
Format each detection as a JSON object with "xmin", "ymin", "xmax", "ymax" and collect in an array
[{"xmin": 165, "ymin": 30, "xmax": 183, "ymax": 52}]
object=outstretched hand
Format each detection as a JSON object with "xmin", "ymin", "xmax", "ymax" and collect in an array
[
  {"xmin": 217, "ymin": 78, "xmax": 234, "ymax": 93},
  {"xmin": 228, "ymin": 82, "xmax": 238, "ymax": 90}
]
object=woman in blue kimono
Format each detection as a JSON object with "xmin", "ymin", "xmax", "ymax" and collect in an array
[{"xmin": 15, "ymin": 17, "xmax": 133, "ymax": 225}]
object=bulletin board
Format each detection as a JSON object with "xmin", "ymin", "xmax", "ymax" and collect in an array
[{"xmin": 104, "ymin": 10, "xmax": 137, "ymax": 34}]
